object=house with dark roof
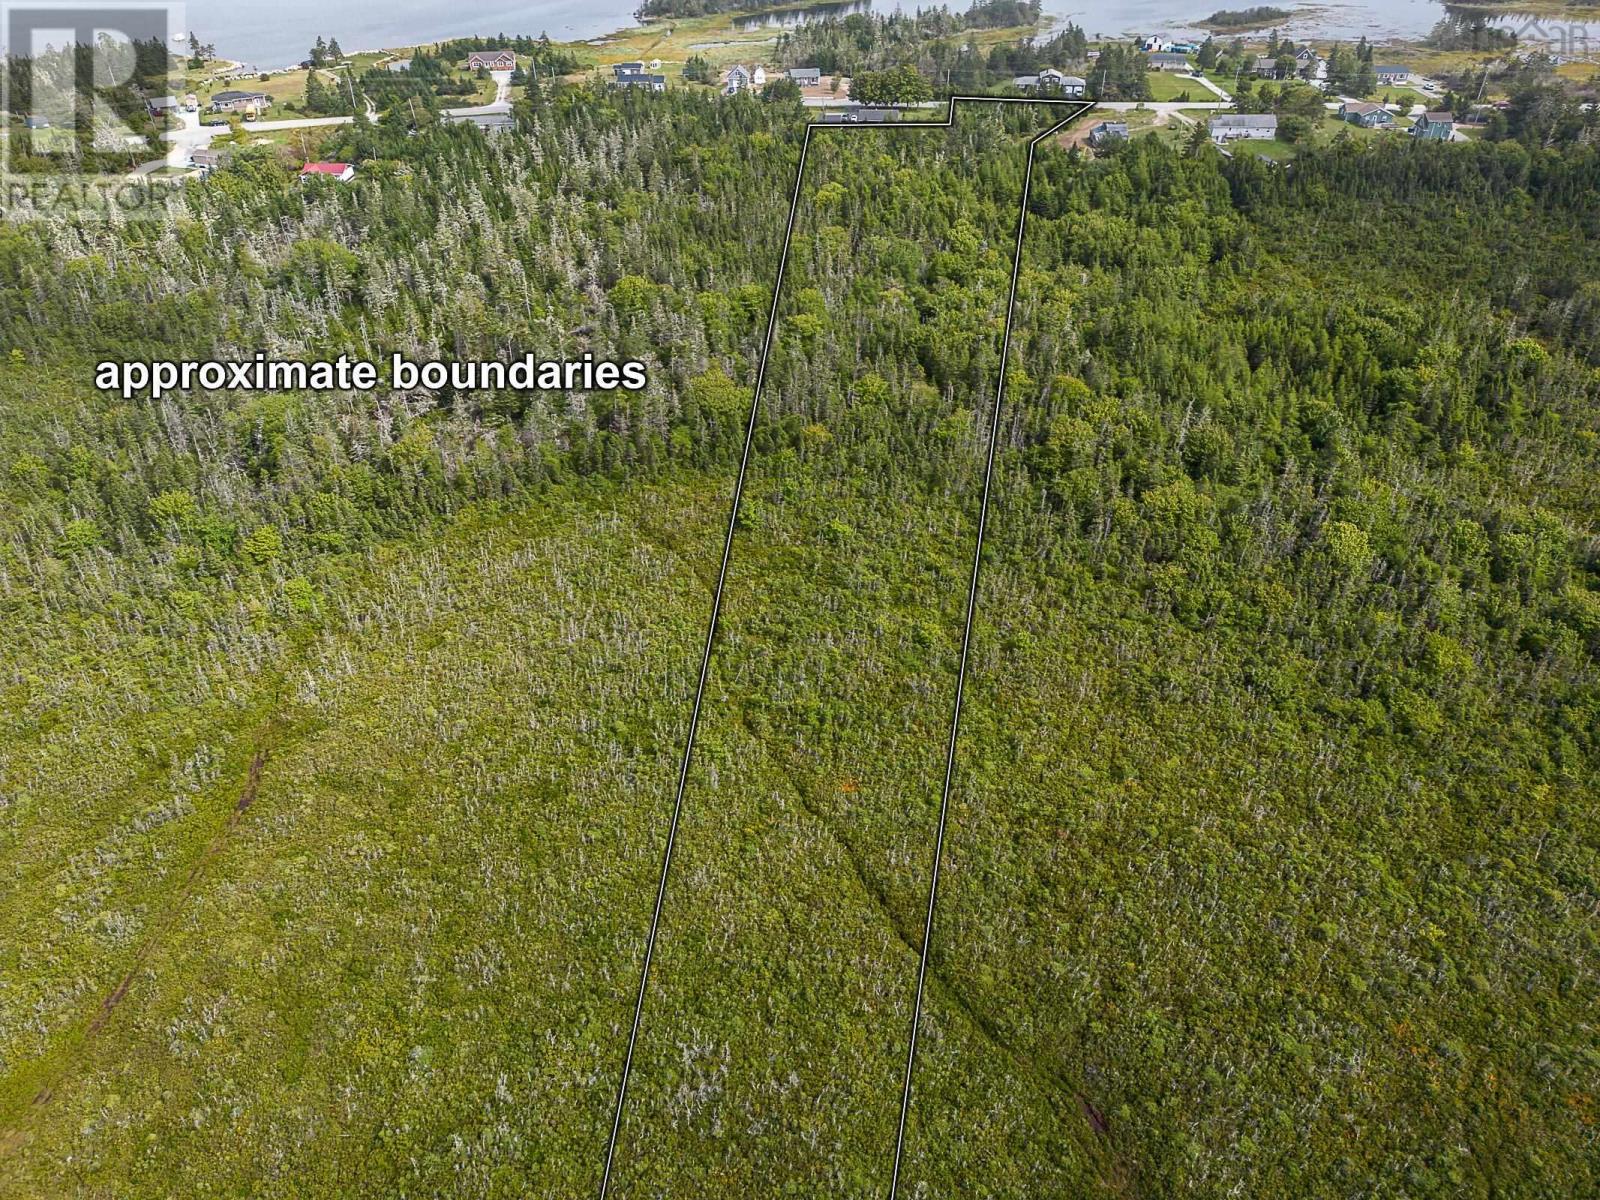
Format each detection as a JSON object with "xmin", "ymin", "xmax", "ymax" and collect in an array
[
  {"xmin": 820, "ymin": 105, "xmax": 899, "ymax": 124},
  {"xmin": 1375, "ymin": 64, "xmax": 1410, "ymax": 85},
  {"xmin": 1340, "ymin": 100, "xmax": 1393, "ymax": 128},
  {"xmin": 1412, "ymin": 111, "xmax": 1454, "ymax": 140},
  {"xmin": 466, "ymin": 50, "xmax": 517, "ymax": 71},
  {"xmin": 147, "ymin": 95, "xmax": 179, "ymax": 115},
  {"xmin": 612, "ymin": 62, "xmax": 644, "ymax": 77},
  {"xmin": 1014, "ymin": 68, "xmax": 1086, "ymax": 97},
  {"xmin": 1089, "ymin": 120, "xmax": 1128, "ymax": 145},
  {"xmin": 788, "ymin": 67, "xmax": 821, "ymax": 86},
  {"xmin": 210, "ymin": 90, "xmax": 271, "ymax": 114},
  {"xmin": 614, "ymin": 71, "xmax": 666, "ymax": 92},
  {"xmin": 1149, "ymin": 52, "xmax": 1190, "ymax": 70}
]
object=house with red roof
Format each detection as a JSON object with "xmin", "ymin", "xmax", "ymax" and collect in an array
[{"xmin": 299, "ymin": 162, "xmax": 356, "ymax": 183}]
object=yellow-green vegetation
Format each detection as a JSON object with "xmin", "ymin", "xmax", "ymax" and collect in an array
[
  {"xmin": 590, "ymin": 13, "xmax": 783, "ymax": 71},
  {"xmin": 0, "ymin": 83, "xmax": 1597, "ymax": 1198}
]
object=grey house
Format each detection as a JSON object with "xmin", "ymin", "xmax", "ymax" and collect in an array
[{"xmin": 788, "ymin": 67, "xmax": 821, "ymax": 85}]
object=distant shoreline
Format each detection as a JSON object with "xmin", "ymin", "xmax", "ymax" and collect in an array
[{"xmin": 205, "ymin": 0, "xmax": 1600, "ymax": 74}]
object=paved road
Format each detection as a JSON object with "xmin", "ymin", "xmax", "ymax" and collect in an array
[
  {"xmin": 1098, "ymin": 100, "xmax": 1230, "ymax": 111},
  {"xmin": 243, "ymin": 115, "xmax": 358, "ymax": 131}
]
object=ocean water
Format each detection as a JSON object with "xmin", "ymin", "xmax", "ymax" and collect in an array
[
  {"xmin": 185, "ymin": 0, "xmax": 634, "ymax": 67},
  {"xmin": 185, "ymin": 0, "xmax": 1594, "ymax": 71}
]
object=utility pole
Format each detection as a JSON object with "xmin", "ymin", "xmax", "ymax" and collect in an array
[{"xmin": 335, "ymin": 64, "xmax": 356, "ymax": 111}]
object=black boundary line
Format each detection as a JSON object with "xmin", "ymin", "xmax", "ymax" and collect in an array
[
  {"xmin": 887, "ymin": 100, "xmax": 1091, "ymax": 1200},
  {"xmin": 598, "ymin": 95, "xmax": 1095, "ymax": 1200}
]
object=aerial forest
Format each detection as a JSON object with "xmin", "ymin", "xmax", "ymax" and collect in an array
[{"xmin": 0, "ymin": 87, "xmax": 1595, "ymax": 1197}]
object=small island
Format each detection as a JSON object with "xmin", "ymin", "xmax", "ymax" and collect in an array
[{"xmin": 1202, "ymin": 5, "xmax": 1294, "ymax": 28}]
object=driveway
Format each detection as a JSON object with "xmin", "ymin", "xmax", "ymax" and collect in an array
[
  {"xmin": 1184, "ymin": 72, "xmax": 1233, "ymax": 102},
  {"xmin": 448, "ymin": 70, "xmax": 514, "ymax": 117}
]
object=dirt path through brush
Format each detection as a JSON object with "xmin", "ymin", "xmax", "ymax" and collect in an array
[{"xmin": 1, "ymin": 729, "xmax": 275, "ymax": 1153}]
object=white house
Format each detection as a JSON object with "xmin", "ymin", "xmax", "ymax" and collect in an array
[{"xmin": 1209, "ymin": 113, "xmax": 1278, "ymax": 142}]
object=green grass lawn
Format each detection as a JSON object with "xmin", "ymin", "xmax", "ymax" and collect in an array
[
  {"xmin": 1228, "ymin": 136, "xmax": 1298, "ymax": 161},
  {"xmin": 1315, "ymin": 112, "xmax": 1385, "ymax": 143},
  {"xmin": 1376, "ymin": 85, "xmax": 1436, "ymax": 110},
  {"xmin": 1143, "ymin": 69, "xmax": 1205, "ymax": 101}
]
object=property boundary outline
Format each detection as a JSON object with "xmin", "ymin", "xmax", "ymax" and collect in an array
[{"xmin": 598, "ymin": 95, "xmax": 1097, "ymax": 1200}]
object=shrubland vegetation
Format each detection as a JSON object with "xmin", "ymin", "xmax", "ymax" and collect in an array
[{"xmin": 0, "ymin": 78, "xmax": 1596, "ymax": 1198}]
